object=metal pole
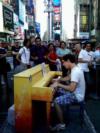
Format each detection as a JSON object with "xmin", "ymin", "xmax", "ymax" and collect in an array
[
  {"xmin": 89, "ymin": 0, "xmax": 92, "ymax": 39},
  {"xmin": 48, "ymin": 0, "xmax": 50, "ymax": 42},
  {"xmin": 51, "ymin": 11, "xmax": 53, "ymax": 40},
  {"xmin": 60, "ymin": 0, "xmax": 62, "ymax": 40}
]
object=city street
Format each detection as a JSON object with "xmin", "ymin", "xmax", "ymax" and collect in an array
[{"xmin": 0, "ymin": 0, "xmax": 100, "ymax": 133}]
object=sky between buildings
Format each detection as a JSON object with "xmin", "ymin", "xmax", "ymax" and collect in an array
[{"xmin": 62, "ymin": 0, "xmax": 74, "ymax": 39}]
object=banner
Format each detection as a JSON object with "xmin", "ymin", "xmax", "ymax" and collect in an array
[
  {"xmin": 53, "ymin": 0, "xmax": 61, "ymax": 7},
  {"xmin": 3, "ymin": 5, "xmax": 14, "ymax": 31}
]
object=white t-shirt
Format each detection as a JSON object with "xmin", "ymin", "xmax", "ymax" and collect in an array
[
  {"xmin": 71, "ymin": 66, "xmax": 85, "ymax": 102},
  {"xmin": 78, "ymin": 49, "xmax": 94, "ymax": 72},
  {"xmin": 19, "ymin": 47, "xmax": 30, "ymax": 65},
  {"xmin": 94, "ymin": 50, "xmax": 100, "ymax": 59}
]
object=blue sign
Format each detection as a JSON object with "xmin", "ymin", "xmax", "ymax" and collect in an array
[
  {"xmin": 35, "ymin": 22, "xmax": 40, "ymax": 33},
  {"xmin": 26, "ymin": 0, "xmax": 34, "ymax": 15},
  {"xmin": 53, "ymin": 0, "xmax": 61, "ymax": 6}
]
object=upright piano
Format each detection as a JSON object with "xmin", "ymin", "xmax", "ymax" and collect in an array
[{"xmin": 14, "ymin": 64, "xmax": 62, "ymax": 133}]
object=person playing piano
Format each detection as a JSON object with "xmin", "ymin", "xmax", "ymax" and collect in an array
[{"xmin": 50, "ymin": 54, "xmax": 85, "ymax": 131}]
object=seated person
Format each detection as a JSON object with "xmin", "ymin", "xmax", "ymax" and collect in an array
[{"xmin": 50, "ymin": 54, "xmax": 85, "ymax": 131}]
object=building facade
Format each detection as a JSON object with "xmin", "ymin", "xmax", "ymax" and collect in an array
[
  {"xmin": 0, "ymin": 0, "xmax": 37, "ymax": 43},
  {"xmin": 0, "ymin": 0, "xmax": 14, "ymax": 42},
  {"xmin": 74, "ymin": 0, "xmax": 90, "ymax": 39},
  {"xmin": 74, "ymin": 0, "xmax": 100, "ymax": 42}
]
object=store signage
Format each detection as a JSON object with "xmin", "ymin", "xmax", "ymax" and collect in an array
[
  {"xmin": 54, "ymin": 13, "xmax": 60, "ymax": 22},
  {"xmin": 14, "ymin": 13, "xmax": 19, "ymax": 25},
  {"xmin": 53, "ymin": 0, "xmax": 61, "ymax": 7},
  {"xmin": 53, "ymin": 6, "xmax": 60, "ymax": 14},
  {"xmin": 3, "ymin": 6, "xmax": 14, "ymax": 31},
  {"xmin": 35, "ymin": 22, "xmax": 40, "ymax": 33},
  {"xmin": 79, "ymin": 32, "xmax": 89, "ymax": 39},
  {"xmin": 26, "ymin": 0, "xmax": 34, "ymax": 15},
  {"xmin": 28, "ymin": 15, "xmax": 33, "ymax": 26}
]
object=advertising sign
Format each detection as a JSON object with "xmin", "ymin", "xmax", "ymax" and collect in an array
[
  {"xmin": 10, "ymin": 0, "xmax": 19, "ymax": 15},
  {"xmin": 53, "ymin": 0, "xmax": 61, "ymax": 7},
  {"xmin": 79, "ymin": 32, "xmax": 89, "ymax": 39},
  {"xmin": 26, "ymin": 0, "xmax": 34, "ymax": 15},
  {"xmin": 19, "ymin": 0, "xmax": 25, "ymax": 25},
  {"xmin": 0, "ymin": 2, "xmax": 3, "ymax": 32},
  {"xmin": 14, "ymin": 13, "xmax": 19, "ymax": 25},
  {"xmin": 54, "ymin": 13, "xmax": 60, "ymax": 22},
  {"xmin": 53, "ymin": 6, "xmax": 60, "ymax": 14},
  {"xmin": 3, "ymin": 5, "xmax": 14, "ymax": 31},
  {"xmin": 35, "ymin": 22, "xmax": 40, "ymax": 33}
]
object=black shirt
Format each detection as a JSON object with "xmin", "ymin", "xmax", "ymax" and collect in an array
[{"xmin": 0, "ymin": 47, "xmax": 7, "ymax": 73}]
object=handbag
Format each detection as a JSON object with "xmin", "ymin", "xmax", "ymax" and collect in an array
[{"xmin": 22, "ymin": 47, "xmax": 31, "ymax": 69}]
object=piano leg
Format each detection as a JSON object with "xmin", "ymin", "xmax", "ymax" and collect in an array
[{"xmin": 46, "ymin": 102, "xmax": 52, "ymax": 126}]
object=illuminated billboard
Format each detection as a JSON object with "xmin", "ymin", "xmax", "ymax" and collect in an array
[
  {"xmin": 53, "ymin": 6, "xmax": 60, "ymax": 14},
  {"xmin": 53, "ymin": 0, "xmax": 61, "ymax": 7}
]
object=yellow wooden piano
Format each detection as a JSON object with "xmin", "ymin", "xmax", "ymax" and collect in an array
[{"xmin": 14, "ymin": 64, "xmax": 62, "ymax": 133}]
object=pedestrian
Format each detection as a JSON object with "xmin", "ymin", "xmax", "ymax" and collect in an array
[{"xmin": 16, "ymin": 38, "xmax": 31, "ymax": 72}]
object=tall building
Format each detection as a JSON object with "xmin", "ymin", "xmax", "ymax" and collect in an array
[
  {"xmin": 74, "ymin": 0, "xmax": 90, "ymax": 39},
  {"xmin": 11, "ymin": 0, "xmax": 26, "ymax": 40},
  {"xmin": 24, "ymin": 0, "xmax": 36, "ymax": 37},
  {"xmin": 74, "ymin": 0, "xmax": 100, "ymax": 42},
  {"xmin": 93, "ymin": 0, "xmax": 100, "ymax": 41}
]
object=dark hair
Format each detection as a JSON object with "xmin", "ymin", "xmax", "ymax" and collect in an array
[
  {"xmin": 60, "ymin": 41, "xmax": 66, "ymax": 47},
  {"xmin": 63, "ymin": 54, "xmax": 76, "ymax": 63},
  {"xmin": 23, "ymin": 38, "xmax": 30, "ymax": 46},
  {"xmin": 30, "ymin": 36, "xmax": 35, "ymax": 41},
  {"xmin": 35, "ymin": 36, "xmax": 41, "ymax": 42},
  {"xmin": 48, "ymin": 43, "xmax": 55, "ymax": 49}
]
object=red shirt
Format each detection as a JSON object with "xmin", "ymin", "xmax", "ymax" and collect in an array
[{"xmin": 48, "ymin": 52, "xmax": 58, "ymax": 64}]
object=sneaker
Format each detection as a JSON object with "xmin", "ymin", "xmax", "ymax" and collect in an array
[{"xmin": 49, "ymin": 123, "xmax": 66, "ymax": 131}]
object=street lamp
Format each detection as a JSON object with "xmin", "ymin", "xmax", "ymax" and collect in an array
[{"xmin": 44, "ymin": 0, "xmax": 53, "ymax": 41}]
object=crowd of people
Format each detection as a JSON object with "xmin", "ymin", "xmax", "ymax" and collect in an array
[{"xmin": 0, "ymin": 36, "xmax": 100, "ymax": 131}]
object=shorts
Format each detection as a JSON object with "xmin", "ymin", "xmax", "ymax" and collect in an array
[{"xmin": 54, "ymin": 88, "xmax": 77, "ymax": 105}]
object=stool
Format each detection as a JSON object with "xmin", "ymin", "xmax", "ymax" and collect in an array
[{"xmin": 67, "ymin": 101, "xmax": 85, "ymax": 126}]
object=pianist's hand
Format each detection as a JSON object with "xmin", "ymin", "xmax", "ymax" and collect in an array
[
  {"xmin": 52, "ymin": 76, "xmax": 61, "ymax": 83},
  {"xmin": 52, "ymin": 78, "xmax": 59, "ymax": 83},
  {"xmin": 50, "ymin": 82, "xmax": 58, "ymax": 89},
  {"xmin": 50, "ymin": 82, "xmax": 58, "ymax": 94}
]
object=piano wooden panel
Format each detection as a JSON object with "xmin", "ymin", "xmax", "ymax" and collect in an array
[{"xmin": 14, "ymin": 64, "xmax": 62, "ymax": 133}]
